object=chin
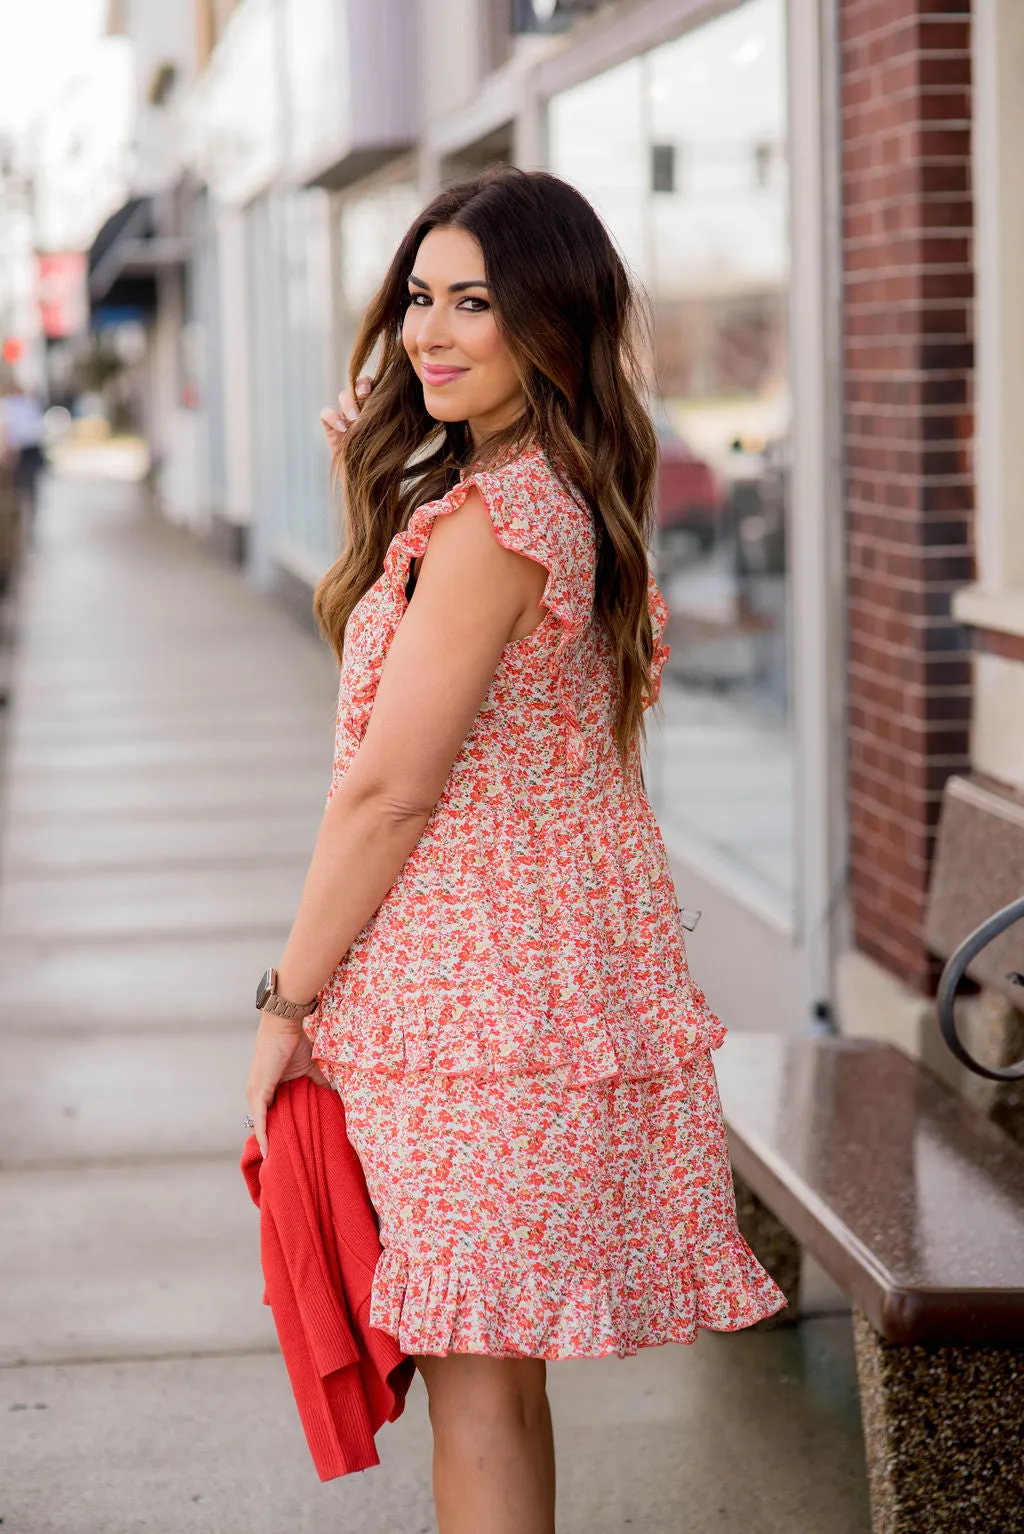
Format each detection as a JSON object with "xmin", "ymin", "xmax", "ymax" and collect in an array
[{"xmin": 421, "ymin": 390, "xmax": 477, "ymax": 424}]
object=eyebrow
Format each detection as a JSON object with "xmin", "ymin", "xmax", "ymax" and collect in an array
[{"xmin": 408, "ymin": 274, "xmax": 489, "ymax": 293}]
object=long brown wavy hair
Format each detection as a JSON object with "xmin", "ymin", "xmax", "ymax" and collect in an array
[{"xmin": 314, "ymin": 166, "xmax": 659, "ymax": 763}]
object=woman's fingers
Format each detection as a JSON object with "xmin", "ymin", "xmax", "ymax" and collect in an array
[
  {"xmin": 337, "ymin": 388, "xmax": 360, "ymax": 423},
  {"xmin": 246, "ymin": 1016, "xmax": 303, "ymax": 1158},
  {"xmin": 320, "ymin": 410, "xmax": 345, "ymax": 449},
  {"xmin": 245, "ymin": 1061, "xmax": 326, "ymax": 1153},
  {"xmin": 245, "ymin": 1074, "xmax": 272, "ymax": 1158},
  {"xmin": 320, "ymin": 375, "xmax": 372, "ymax": 443},
  {"xmin": 250, "ymin": 1096, "xmax": 269, "ymax": 1160}
]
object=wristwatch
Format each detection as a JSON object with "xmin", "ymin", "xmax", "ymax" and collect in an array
[{"xmin": 255, "ymin": 967, "xmax": 319, "ymax": 1021}]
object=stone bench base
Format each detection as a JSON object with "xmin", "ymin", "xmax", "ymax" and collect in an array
[
  {"xmin": 732, "ymin": 1169, "xmax": 1024, "ymax": 1532},
  {"xmin": 853, "ymin": 1311, "xmax": 1024, "ymax": 1534}
]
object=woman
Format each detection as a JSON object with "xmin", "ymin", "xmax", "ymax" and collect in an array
[{"xmin": 246, "ymin": 168, "xmax": 784, "ymax": 1533}]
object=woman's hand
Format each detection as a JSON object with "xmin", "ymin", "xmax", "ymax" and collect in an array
[
  {"xmin": 320, "ymin": 374, "xmax": 372, "ymax": 453},
  {"xmin": 245, "ymin": 1015, "xmax": 328, "ymax": 1158},
  {"xmin": 278, "ymin": 1030, "xmax": 330, "ymax": 1089}
]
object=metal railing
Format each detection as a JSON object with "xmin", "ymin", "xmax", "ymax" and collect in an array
[{"xmin": 936, "ymin": 894, "xmax": 1024, "ymax": 1081}]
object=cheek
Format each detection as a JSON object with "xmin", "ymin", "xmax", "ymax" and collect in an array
[
  {"xmin": 401, "ymin": 308, "xmax": 419, "ymax": 360},
  {"xmin": 465, "ymin": 317, "xmax": 517, "ymax": 383},
  {"xmin": 469, "ymin": 315, "xmax": 505, "ymax": 366}
]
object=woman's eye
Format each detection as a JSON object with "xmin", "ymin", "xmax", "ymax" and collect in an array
[{"xmin": 405, "ymin": 293, "xmax": 488, "ymax": 312}]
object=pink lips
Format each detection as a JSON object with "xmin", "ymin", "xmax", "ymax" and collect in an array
[{"xmin": 422, "ymin": 363, "xmax": 469, "ymax": 387}]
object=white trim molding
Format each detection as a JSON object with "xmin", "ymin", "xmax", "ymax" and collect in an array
[
  {"xmin": 786, "ymin": 0, "xmax": 845, "ymax": 1009},
  {"xmin": 971, "ymin": 654, "xmax": 1024, "ymax": 792},
  {"xmin": 970, "ymin": 0, "xmax": 1024, "ymax": 594}
]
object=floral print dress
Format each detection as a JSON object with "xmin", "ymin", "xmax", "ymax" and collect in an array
[{"xmin": 307, "ymin": 446, "xmax": 786, "ymax": 1358}]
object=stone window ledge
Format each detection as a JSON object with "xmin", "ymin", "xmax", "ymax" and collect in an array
[{"xmin": 953, "ymin": 585, "xmax": 1024, "ymax": 639}]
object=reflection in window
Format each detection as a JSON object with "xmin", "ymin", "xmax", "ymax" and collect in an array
[{"xmin": 550, "ymin": 0, "xmax": 793, "ymax": 911}]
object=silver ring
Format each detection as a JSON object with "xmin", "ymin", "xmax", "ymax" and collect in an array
[{"xmin": 243, "ymin": 1114, "xmax": 255, "ymax": 1130}]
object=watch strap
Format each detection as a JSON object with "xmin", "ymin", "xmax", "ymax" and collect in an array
[
  {"xmin": 257, "ymin": 967, "xmax": 318, "ymax": 1020},
  {"xmin": 262, "ymin": 990, "xmax": 318, "ymax": 1021}
]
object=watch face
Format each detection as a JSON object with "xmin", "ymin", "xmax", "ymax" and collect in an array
[{"xmin": 255, "ymin": 967, "xmax": 274, "ymax": 1010}]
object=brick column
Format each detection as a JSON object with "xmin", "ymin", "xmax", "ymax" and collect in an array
[{"xmin": 840, "ymin": 0, "xmax": 975, "ymax": 994}]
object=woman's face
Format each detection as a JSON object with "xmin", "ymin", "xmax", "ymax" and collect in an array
[{"xmin": 402, "ymin": 226, "xmax": 525, "ymax": 443}]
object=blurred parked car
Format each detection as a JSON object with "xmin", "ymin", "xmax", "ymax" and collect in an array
[{"xmin": 653, "ymin": 407, "xmax": 727, "ymax": 555}]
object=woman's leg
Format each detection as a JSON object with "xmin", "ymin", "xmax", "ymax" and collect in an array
[{"xmin": 417, "ymin": 1354, "xmax": 556, "ymax": 1534}]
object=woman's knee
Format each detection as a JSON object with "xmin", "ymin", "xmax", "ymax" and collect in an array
[{"xmin": 418, "ymin": 1354, "xmax": 548, "ymax": 1439}]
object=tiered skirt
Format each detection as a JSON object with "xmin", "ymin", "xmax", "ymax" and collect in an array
[{"xmin": 322, "ymin": 1051, "xmax": 787, "ymax": 1359}]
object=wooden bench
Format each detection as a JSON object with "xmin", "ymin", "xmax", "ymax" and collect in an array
[{"xmin": 715, "ymin": 1033, "xmax": 1024, "ymax": 1534}]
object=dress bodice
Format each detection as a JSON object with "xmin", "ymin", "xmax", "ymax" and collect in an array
[{"xmin": 308, "ymin": 447, "xmax": 724, "ymax": 1083}]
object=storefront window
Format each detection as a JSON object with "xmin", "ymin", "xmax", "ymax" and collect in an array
[
  {"xmin": 338, "ymin": 176, "xmax": 422, "ymax": 382},
  {"xmin": 549, "ymin": 0, "xmax": 793, "ymax": 912},
  {"xmin": 280, "ymin": 187, "xmax": 333, "ymax": 573},
  {"xmin": 243, "ymin": 187, "xmax": 334, "ymax": 582}
]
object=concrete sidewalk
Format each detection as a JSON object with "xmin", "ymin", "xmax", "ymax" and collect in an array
[{"xmin": 0, "ymin": 474, "xmax": 871, "ymax": 1533}]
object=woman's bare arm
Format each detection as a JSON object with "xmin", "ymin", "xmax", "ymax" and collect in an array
[{"xmin": 246, "ymin": 489, "xmax": 546, "ymax": 1148}]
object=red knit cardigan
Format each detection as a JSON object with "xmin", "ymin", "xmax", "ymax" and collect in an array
[{"xmin": 241, "ymin": 1076, "xmax": 414, "ymax": 1479}]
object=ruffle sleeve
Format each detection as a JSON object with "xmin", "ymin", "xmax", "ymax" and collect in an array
[
  {"xmin": 382, "ymin": 451, "xmax": 597, "ymax": 773},
  {"xmin": 646, "ymin": 570, "xmax": 671, "ymax": 708}
]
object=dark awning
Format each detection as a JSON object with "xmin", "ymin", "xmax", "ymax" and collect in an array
[{"xmin": 88, "ymin": 196, "xmax": 192, "ymax": 311}]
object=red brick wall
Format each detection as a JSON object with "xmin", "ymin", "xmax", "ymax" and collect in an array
[{"xmin": 840, "ymin": 0, "xmax": 974, "ymax": 993}]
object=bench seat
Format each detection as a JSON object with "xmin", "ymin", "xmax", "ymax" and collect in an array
[{"xmin": 715, "ymin": 1033, "xmax": 1024, "ymax": 1534}]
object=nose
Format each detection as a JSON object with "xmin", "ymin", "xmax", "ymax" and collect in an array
[{"xmin": 415, "ymin": 301, "xmax": 452, "ymax": 353}]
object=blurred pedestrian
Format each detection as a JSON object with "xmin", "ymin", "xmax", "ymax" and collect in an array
[
  {"xmin": 246, "ymin": 167, "xmax": 785, "ymax": 1533},
  {"xmin": 0, "ymin": 380, "xmax": 46, "ymax": 544}
]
